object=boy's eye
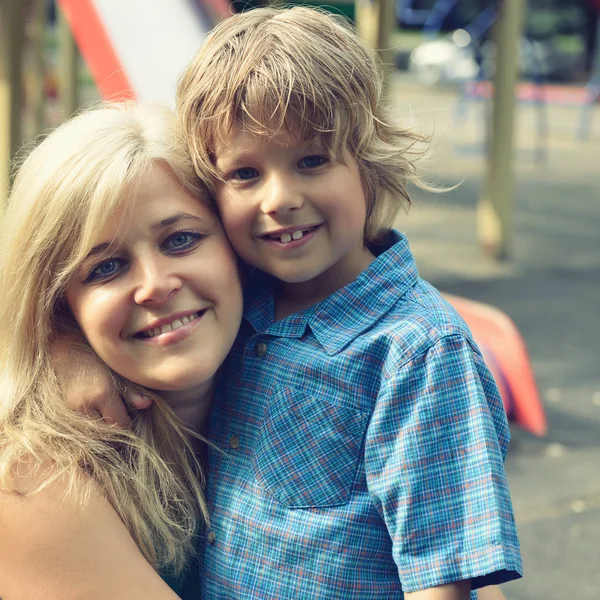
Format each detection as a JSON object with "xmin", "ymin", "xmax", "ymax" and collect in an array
[
  {"xmin": 85, "ymin": 258, "xmax": 126, "ymax": 283},
  {"xmin": 231, "ymin": 167, "xmax": 259, "ymax": 181},
  {"xmin": 298, "ymin": 155, "xmax": 326, "ymax": 169},
  {"xmin": 162, "ymin": 230, "xmax": 203, "ymax": 254}
]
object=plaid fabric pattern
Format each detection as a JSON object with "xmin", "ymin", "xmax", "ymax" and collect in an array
[{"xmin": 199, "ymin": 230, "xmax": 522, "ymax": 599}]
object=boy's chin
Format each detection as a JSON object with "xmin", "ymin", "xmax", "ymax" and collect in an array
[{"xmin": 268, "ymin": 267, "xmax": 324, "ymax": 285}]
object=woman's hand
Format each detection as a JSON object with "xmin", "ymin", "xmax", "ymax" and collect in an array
[{"xmin": 52, "ymin": 332, "xmax": 153, "ymax": 427}]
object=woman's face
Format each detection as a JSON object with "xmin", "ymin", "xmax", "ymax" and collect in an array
[{"xmin": 65, "ymin": 163, "xmax": 243, "ymax": 399}]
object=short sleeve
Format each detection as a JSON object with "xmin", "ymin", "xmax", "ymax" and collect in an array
[{"xmin": 364, "ymin": 333, "xmax": 523, "ymax": 593}]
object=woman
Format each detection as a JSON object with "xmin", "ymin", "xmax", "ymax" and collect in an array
[{"xmin": 0, "ymin": 102, "xmax": 243, "ymax": 599}]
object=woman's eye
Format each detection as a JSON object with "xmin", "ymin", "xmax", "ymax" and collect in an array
[
  {"xmin": 298, "ymin": 155, "xmax": 326, "ymax": 169},
  {"xmin": 231, "ymin": 167, "xmax": 259, "ymax": 181},
  {"xmin": 85, "ymin": 258, "xmax": 125, "ymax": 283},
  {"xmin": 163, "ymin": 231, "xmax": 202, "ymax": 253}
]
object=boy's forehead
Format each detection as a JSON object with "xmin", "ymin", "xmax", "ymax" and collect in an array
[{"xmin": 214, "ymin": 124, "xmax": 322, "ymax": 165}]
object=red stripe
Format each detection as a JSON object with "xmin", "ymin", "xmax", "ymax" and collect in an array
[
  {"xmin": 56, "ymin": 0, "xmax": 136, "ymax": 101},
  {"xmin": 200, "ymin": 0, "xmax": 233, "ymax": 20}
]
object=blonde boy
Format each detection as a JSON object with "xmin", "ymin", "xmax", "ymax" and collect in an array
[{"xmin": 176, "ymin": 7, "xmax": 522, "ymax": 599}]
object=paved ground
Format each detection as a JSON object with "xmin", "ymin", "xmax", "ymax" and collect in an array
[{"xmin": 390, "ymin": 74, "xmax": 600, "ymax": 599}]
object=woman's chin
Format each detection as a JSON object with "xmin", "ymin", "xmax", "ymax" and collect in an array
[{"xmin": 139, "ymin": 376, "xmax": 216, "ymax": 405}]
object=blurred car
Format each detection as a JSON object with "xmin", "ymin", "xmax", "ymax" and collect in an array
[
  {"xmin": 409, "ymin": 29, "xmax": 581, "ymax": 86},
  {"xmin": 409, "ymin": 31, "xmax": 479, "ymax": 85}
]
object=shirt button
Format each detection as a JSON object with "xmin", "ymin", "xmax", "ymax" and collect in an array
[
  {"xmin": 255, "ymin": 342, "xmax": 268, "ymax": 357},
  {"xmin": 207, "ymin": 531, "xmax": 216, "ymax": 545},
  {"xmin": 229, "ymin": 434, "xmax": 240, "ymax": 449}
]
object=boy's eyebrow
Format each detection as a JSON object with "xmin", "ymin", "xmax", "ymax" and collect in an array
[
  {"xmin": 214, "ymin": 150, "xmax": 244, "ymax": 171},
  {"xmin": 84, "ymin": 213, "xmax": 208, "ymax": 259},
  {"xmin": 215, "ymin": 139, "xmax": 326, "ymax": 170}
]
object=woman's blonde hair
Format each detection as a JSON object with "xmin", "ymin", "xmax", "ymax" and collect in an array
[
  {"xmin": 178, "ymin": 6, "xmax": 430, "ymax": 243},
  {"xmin": 0, "ymin": 102, "xmax": 211, "ymax": 575}
]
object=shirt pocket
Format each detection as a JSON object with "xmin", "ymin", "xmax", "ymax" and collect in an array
[{"xmin": 252, "ymin": 387, "xmax": 371, "ymax": 509}]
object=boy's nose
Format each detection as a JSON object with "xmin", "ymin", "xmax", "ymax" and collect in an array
[
  {"xmin": 133, "ymin": 259, "xmax": 182, "ymax": 305},
  {"xmin": 260, "ymin": 175, "xmax": 304, "ymax": 215}
]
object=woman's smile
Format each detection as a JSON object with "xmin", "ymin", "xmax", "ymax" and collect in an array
[{"xmin": 131, "ymin": 308, "xmax": 205, "ymax": 339}]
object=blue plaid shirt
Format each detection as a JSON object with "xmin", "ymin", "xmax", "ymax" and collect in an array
[{"xmin": 200, "ymin": 230, "xmax": 522, "ymax": 598}]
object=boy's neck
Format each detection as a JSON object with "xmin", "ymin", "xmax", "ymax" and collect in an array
[{"xmin": 275, "ymin": 242, "xmax": 376, "ymax": 320}]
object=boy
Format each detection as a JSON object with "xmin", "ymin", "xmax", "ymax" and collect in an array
[
  {"xmin": 175, "ymin": 8, "xmax": 522, "ymax": 598},
  {"xmin": 65, "ymin": 7, "xmax": 522, "ymax": 599}
]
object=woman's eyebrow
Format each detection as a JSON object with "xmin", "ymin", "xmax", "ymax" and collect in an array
[
  {"xmin": 150, "ymin": 212, "xmax": 208, "ymax": 232},
  {"xmin": 83, "ymin": 214, "xmax": 207, "ymax": 261},
  {"xmin": 86, "ymin": 242, "xmax": 111, "ymax": 260}
]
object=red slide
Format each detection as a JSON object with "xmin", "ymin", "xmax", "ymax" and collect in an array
[
  {"xmin": 57, "ymin": 0, "xmax": 230, "ymax": 105},
  {"xmin": 444, "ymin": 293, "xmax": 548, "ymax": 437}
]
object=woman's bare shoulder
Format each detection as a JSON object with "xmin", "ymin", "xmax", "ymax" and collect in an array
[{"xmin": 0, "ymin": 465, "xmax": 179, "ymax": 600}]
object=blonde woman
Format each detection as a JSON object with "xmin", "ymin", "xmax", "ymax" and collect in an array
[{"xmin": 0, "ymin": 103, "xmax": 243, "ymax": 599}]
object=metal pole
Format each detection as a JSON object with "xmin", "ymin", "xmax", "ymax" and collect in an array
[
  {"xmin": 58, "ymin": 4, "xmax": 78, "ymax": 118},
  {"xmin": 476, "ymin": 0, "xmax": 525, "ymax": 259},
  {"xmin": 355, "ymin": 0, "xmax": 395, "ymax": 83},
  {"xmin": 0, "ymin": 0, "xmax": 25, "ymax": 209}
]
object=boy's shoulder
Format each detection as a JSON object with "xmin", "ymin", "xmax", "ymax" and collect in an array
[{"xmin": 371, "ymin": 276, "xmax": 477, "ymax": 362}]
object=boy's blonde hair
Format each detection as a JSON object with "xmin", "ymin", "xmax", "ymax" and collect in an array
[
  {"xmin": 178, "ymin": 6, "xmax": 429, "ymax": 242},
  {"xmin": 0, "ymin": 103, "xmax": 210, "ymax": 575}
]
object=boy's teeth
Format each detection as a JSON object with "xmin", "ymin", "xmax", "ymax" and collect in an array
[{"xmin": 279, "ymin": 230, "xmax": 304, "ymax": 243}]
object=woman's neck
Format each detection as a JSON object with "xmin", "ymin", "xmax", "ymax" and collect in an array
[{"xmin": 160, "ymin": 381, "xmax": 214, "ymax": 433}]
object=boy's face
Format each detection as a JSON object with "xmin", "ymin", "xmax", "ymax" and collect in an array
[{"xmin": 214, "ymin": 125, "xmax": 374, "ymax": 291}]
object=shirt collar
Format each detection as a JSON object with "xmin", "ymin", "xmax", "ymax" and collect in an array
[{"xmin": 243, "ymin": 230, "xmax": 419, "ymax": 353}]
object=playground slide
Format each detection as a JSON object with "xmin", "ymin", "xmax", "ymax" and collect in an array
[
  {"xmin": 444, "ymin": 293, "xmax": 548, "ymax": 437},
  {"xmin": 57, "ymin": 0, "xmax": 229, "ymax": 106}
]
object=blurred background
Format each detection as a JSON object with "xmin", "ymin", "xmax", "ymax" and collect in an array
[{"xmin": 1, "ymin": 1, "xmax": 599, "ymax": 598}]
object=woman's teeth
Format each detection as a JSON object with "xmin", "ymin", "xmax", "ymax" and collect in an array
[{"xmin": 138, "ymin": 311, "xmax": 202, "ymax": 339}]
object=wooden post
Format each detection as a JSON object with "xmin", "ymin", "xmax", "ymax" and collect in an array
[
  {"xmin": 355, "ymin": 0, "xmax": 395, "ymax": 82},
  {"xmin": 577, "ymin": 14, "xmax": 600, "ymax": 141},
  {"xmin": 30, "ymin": 0, "xmax": 47, "ymax": 136},
  {"xmin": 477, "ymin": 0, "xmax": 525, "ymax": 259},
  {"xmin": 58, "ymin": 4, "xmax": 78, "ymax": 118},
  {"xmin": 0, "ymin": 0, "xmax": 25, "ymax": 209}
]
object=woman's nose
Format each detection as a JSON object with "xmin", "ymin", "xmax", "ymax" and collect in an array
[
  {"xmin": 259, "ymin": 174, "xmax": 304, "ymax": 215},
  {"xmin": 133, "ymin": 258, "xmax": 182, "ymax": 305}
]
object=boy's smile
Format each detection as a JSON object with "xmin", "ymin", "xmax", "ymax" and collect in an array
[{"xmin": 214, "ymin": 126, "xmax": 375, "ymax": 312}]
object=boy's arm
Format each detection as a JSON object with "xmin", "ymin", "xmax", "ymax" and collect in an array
[
  {"xmin": 364, "ymin": 333, "xmax": 522, "ymax": 595},
  {"xmin": 404, "ymin": 581, "xmax": 506, "ymax": 599},
  {"xmin": 405, "ymin": 580, "xmax": 471, "ymax": 599},
  {"xmin": 479, "ymin": 587, "xmax": 508, "ymax": 600},
  {"xmin": 53, "ymin": 332, "xmax": 152, "ymax": 427}
]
